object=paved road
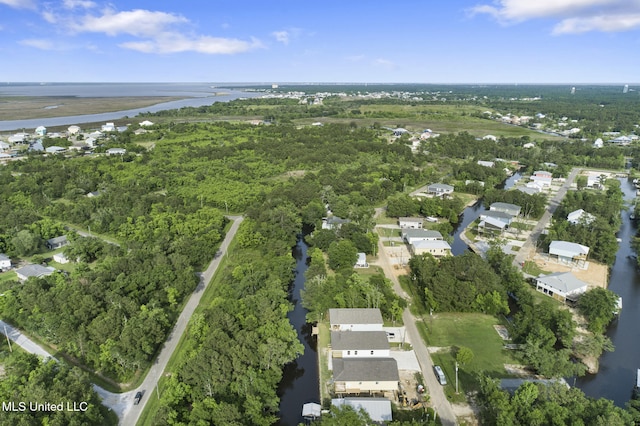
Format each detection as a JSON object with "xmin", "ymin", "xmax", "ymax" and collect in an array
[
  {"xmin": 513, "ymin": 168, "xmax": 580, "ymax": 267},
  {"xmin": 120, "ymin": 216, "xmax": 243, "ymax": 426},
  {"xmin": 0, "ymin": 320, "xmax": 55, "ymax": 360},
  {"xmin": 373, "ymin": 235, "xmax": 457, "ymax": 426}
]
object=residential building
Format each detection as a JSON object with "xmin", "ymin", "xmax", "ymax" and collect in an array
[
  {"xmin": 15, "ymin": 264, "xmax": 55, "ymax": 282},
  {"xmin": 535, "ymin": 272, "xmax": 588, "ymax": 303},
  {"xmin": 0, "ymin": 254, "xmax": 11, "ymax": 271},
  {"xmin": 354, "ymin": 253, "xmax": 368, "ymax": 268},
  {"xmin": 53, "ymin": 252, "xmax": 69, "ymax": 264},
  {"xmin": 322, "ymin": 216, "xmax": 350, "ymax": 230},
  {"xmin": 549, "ymin": 241, "xmax": 589, "ymax": 266},
  {"xmin": 402, "ymin": 229, "xmax": 443, "ymax": 245},
  {"xmin": 479, "ymin": 210, "xmax": 514, "ymax": 226},
  {"xmin": 67, "ymin": 125, "xmax": 81, "ymax": 135},
  {"xmin": 46, "ymin": 236, "xmax": 69, "ymax": 250},
  {"xmin": 329, "ymin": 308, "xmax": 383, "ymax": 332},
  {"xmin": 332, "ymin": 358, "xmax": 399, "ymax": 395},
  {"xmin": 35, "ymin": 126, "xmax": 47, "ymax": 136},
  {"xmin": 478, "ymin": 216, "xmax": 508, "ymax": 235},
  {"xmin": 331, "ymin": 398, "xmax": 392, "ymax": 423},
  {"xmin": 139, "ymin": 120, "xmax": 154, "ymax": 127},
  {"xmin": 427, "ymin": 183, "xmax": 454, "ymax": 196},
  {"xmin": 330, "ymin": 331, "xmax": 390, "ymax": 358},
  {"xmin": 411, "ymin": 240, "xmax": 451, "ymax": 257},
  {"xmin": 101, "ymin": 122, "xmax": 116, "ymax": 132},
  {"xmin": 490, "ymin": 202, "xmax": 521, "ymax": 217},
  {"xmin": 106, "ymin": 148, "xmax": 127, "ymax": 155},
  {"xmin": 398, "ymin": 217, "xmax": 423, "ymax": 229},
  {"xmin": 477, "ymin": 160, "xmax": 495, "ymax": 168},
  {"xmin": 567, "ymin": 209, "xmax": 596, "ymax": 225}
]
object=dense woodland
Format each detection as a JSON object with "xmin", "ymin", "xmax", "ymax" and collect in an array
[{"xmin": 1, "ymin": 87, "xmax": 640, "ymax": 424}]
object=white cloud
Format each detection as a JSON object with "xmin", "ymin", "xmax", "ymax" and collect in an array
[
  {"xmin": 63, "ymin": 0, "xmax": 96, "ymax": 9},
  {"xmin": 470, "ymin": 0, "xmax": 640, "ymax": 33},
  {"xmin": 120, "ymin": 34, "xmax": 263, "ymax": 54},
  {"xmin": 272, "ymin": 30, "xmax": 289, "ymax": 44},
  {"xmin": 19, "ymin": 38, "xmax": 56, "ymax": 50},
  {"xmin": 373, "ymin": 58, "xmax": 396, "ymax": 69},
  {"xmin": 0, "ymin": 0, "xmax": 36, "ymax": 9},
  {"xmin": 70, "ymin": 9, "xmax": 188, "ymax": 37},
  {"xmin": 346, "ymin": 54, "xmax": 365, "ymax": 62}
]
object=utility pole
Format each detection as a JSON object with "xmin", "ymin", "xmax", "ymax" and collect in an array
[
  {"xmin": 455, "ymin": 361, "xmax": 459, "ymax": 394},
  {"xmin": 4, "ymin": 325, "xmax": 12, "ymax": 352}
]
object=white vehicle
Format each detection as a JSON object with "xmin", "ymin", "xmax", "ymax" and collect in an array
[{"xmin": 433, "ymin": 365, "xmax": 447, "ymax": 385}]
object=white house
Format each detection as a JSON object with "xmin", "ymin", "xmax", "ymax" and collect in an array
[
  {"xmin": 593, "ymin": 138, "xmax": 604, "ymax": 148},
  {"xmin": 530, "ymin": 174, "xmax": 552, "ymax": 187},
  {"xmin": 331, "ymin": 331, "xmax": 390, "ymax": 358},
  {"xmin": 479, "ymin": 210, "xmax": 514, "ymax": 226},
  {"xmin": 523, "ymin": 142, "xmax": 535, "ymax": 149},
  {"xmin": 402, "ymin": 229, "xmax": 443, "ymax": 245},
  {"xmin": 8, "ymin": 133, "xmax": 28, "ymax": 143},
  {"xmin": 478, "ymin": 216, "xmax": 508, "ymax": 235},
  {"xmin": 101, "ymin": 122, "xmax": 116, "ymax": 132},
  {"xmin": 398, "ymin": 217, "xmax": 423, "ymax": 229},
  {"xmin": 483, "ymin": 135, "xmax": 498, "ymax": 141},
  {"xmin": 332, "ymin": 358, "xmax": 399, "ymax": 395},
  {"xmin": 535, "ymin": 272, "xmax": 588, "ymax": 303},
  {"xmin": 477, "ymin": 160, "xmax": 495, "ymax": 168},
  {"xmin": 355, "ymin": 253, "xmax": 368, "ymax": 268},
  {"xmin": 411, "ymin": 240, "xmax": 451, "ymax": 257},
  {"xmin": 45, "ymin": 146, "xmax": 66, "ymax": 154},
  {"xmin": 331, "ymin": 398, "xmax": 392, "ymax": 423},
  {"xmin": 567, "ymin": 209, "xmax": 596, "ymax": 225},
  {"xmin": 35, "ymin": 126, "xmax": 47, "ymax": 136},
  {"xmin": 15, "ymin": 264, "xmax": 55, "ymax": 282},
  {"xmin": 427, "ymin": 183, "xmax": 454, "ymax": 196},
  {"xmin": 322, "ymin": 216, "xmax": 350, "ymax": 230},
  {"xmin": 330, "ymin": 308, "xmax": 383, "ymax": 332},
  {"xmin": 0, "ymin": 254, "xmax": 11, "ymax": 271},
  {"xmin": 586, "ymin": 174, "xmax": 602, "ymax": 189},
  {"xmin": 67, "ymin": 125, "xmax": 81, "ymax": 135},
  {"xmin": 53, "ymin": 252, "xmax": 69, "ymax": 264},
  {"xmin": 106, "ymin": 148, "xmax": 127, "ymax": 155},
  {"xmin": 139, "ymin": 120, "xmax": 154, "ymax": 127},
  {"xmin": 549, "ymin": 241, "xmax": 589, "ymax": 265}
]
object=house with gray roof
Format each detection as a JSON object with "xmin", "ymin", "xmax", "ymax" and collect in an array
[
  {"xmin": 535, "ymin": 272, "xmax": 588, "ymax": 303},
  {"xmin": 331, "ymin": 331, "xmax": 390, "ymax": 358},
  {"xmin": 567, "ymin": 209, "xmax": 596, "ymax": 225},
  {"xmin": 478, "ymin": 216, "xmax": 508, "ymax": 235},
  {"xmin": 398, "ymin": 217, "xmax": 423, "ymax": 229},
  {"xmin": 15, "ymin": 264, "xmax": 56, "ymax": 282},
  {"xmin": 411, "ymin": 240, "xmax": 451, "ymax": 258},
  {"xmin": 479, "ymin": 210, "xmax": 514, "ymax": 225},
  {"xmin": 333, "ymin": 358, "xmax": 399, "ymax": 395},
  {"xmin": 329, "ymin": 308, "xmax": 383, "ymax": 332},
  {"xmin": 322, "ymin": 216, "xmax": 350, "ymax": 230},
  {"xmin": 427, "ymin": 183, "xmax": 454, "ymax": 197},
  {"xmin": 332, "ymin": 398, "xmax": 392, "ymax": 422},
  {"xmin": 46, "ymin": 236, "xmax": 69, "ymax": 250},
  {"xmin": 549, "ymin": 241, "xmax": 589, "ymax": 266},
  {"xmin": 402, "ymin": 229, "xmax": 443, "ymax": 245},
  {"xmin": 490, "ymin": 202, "xmax": 521, "ymax": 217}
]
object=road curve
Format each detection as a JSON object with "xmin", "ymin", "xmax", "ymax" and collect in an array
[{"xmin": 121, "ymin": 216, "xmax": 243, "ymax": 426}]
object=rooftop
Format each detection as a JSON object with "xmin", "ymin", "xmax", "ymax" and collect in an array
[
  {"xmin": 331, "ymin": 331, "xmax": 390, "ymax": 351},
  {"xmin": 329, "ymin": 308, "xmax": 383, "ymax": 325},
  {"xmin": 333, "ymin": 358, "xmax": 399, "ymax": 382}
]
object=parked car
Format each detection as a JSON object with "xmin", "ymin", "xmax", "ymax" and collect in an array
[
  {"xmin": 433, "ymin": 365, "xmax": 447, "ymax": 385},
  {"xmin": 134, "ymin": 391, "xmax": 143, "ymax": 405}
]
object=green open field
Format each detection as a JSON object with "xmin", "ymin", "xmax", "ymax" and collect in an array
[{"xmin": 419, "ymin": 312, "xmax": 519, "ymax": 402}]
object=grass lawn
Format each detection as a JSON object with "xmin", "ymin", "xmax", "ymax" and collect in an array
[
  {"xmin": 422, "ymin": 312, "xmax": 519, "ymax": 400},
  {"xmin": 522, "ymin": 260, "xmax": 549, "ymax": 276}
]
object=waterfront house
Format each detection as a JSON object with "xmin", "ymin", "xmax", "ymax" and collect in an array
[
  {"xmin": 490, "ymin": 202, "xmax": 521, "ymax": 217},
  {"xmin": 398, "ymin": 217, "xmax": 423, "ymax": 229},
  {"xmin": 322, "ymin": 216, "xmax": 350, "ymax": 230},
  {"xmin": 427, "ymin": 183, "xmax": 454, "ymax": 197},
  {"xmin": 35, "ymin": 126, "xmax": 47, "ymax": 136},
  {"xmin": 67, "ymin": 125, "xmax": 81, "ymax": 135},
  {"xmin": 478, "ymin": 216, "xmax": 508, "ymax": 235},
  {"xmin": 15, "ymin": 264, "xmax": 55, "ymax": 282},
  {"xmin": 46, "ymin": 236, "xmax": 68, "ymax": 250},
  {"xmin": 331, "ymin": 331, "xmax": 390, "ymax": 358},
  {"xmin": 549, "ymin": 241, "xmax": 589, "ymax": 266},
  {"xmin": 567, "ymin": 209, "xmax": 596, "ymax": 225},
  {"xmin": 333, "ymin": 358, "xmax": 399, "ymax": 396},
  {"xmin": 329, "ymin": 308, "xmax": 383, "ymax": 332},
  {"xmin": 535, "ymin": 272, "xmax": 588, "ymax": 303},
  {"xmin": 402, "ymin": 229, "xmax": 443, "ymax": 245},
  {"xmin": 410, "ymin": 240, "xmax": 451, "ymax": 257},
  {"xmin": 479, "ymin": 210, "xmax": 514, "ymax": 226}
]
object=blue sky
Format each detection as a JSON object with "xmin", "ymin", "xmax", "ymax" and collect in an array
[{"xmin": 1, "ymin": 0, "xmax": 639, "ymax": 83}]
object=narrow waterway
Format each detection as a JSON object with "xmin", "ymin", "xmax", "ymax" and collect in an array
[
  {"xmin": 450, "ymin": 171, "xmax": 523, "ymax": 255},
  {"xmin": 277, "ymin": 236, "xmax": 319, "ymax": 426},
  {"xmin": 575, "ymin": 178, "xmax": 640, "ymax": 406}
]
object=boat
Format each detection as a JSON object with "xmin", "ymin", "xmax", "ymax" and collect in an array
[{"xmin": 634, "ymin": 369, "xmax": 640, "ymax": 399}]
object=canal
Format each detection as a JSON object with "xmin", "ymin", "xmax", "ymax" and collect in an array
[
  {"xmin": 575, "ymin": 177, "xmax": 640, "ymax": 406},
  {"xmin": 277, "ymin": 236, "xmax": 319, "ymax": 426}
]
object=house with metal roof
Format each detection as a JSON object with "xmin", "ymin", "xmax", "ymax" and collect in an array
[
  {"xmin": 427, "ymin": 183, "xmax": 454, "ymax": 196},
  {"xmin": 354, "ymin": 252, "xmax": 368, "ymax": 268},
  {"xmin": 411, "ymin": 240, "xmax": 451, "ymax": 258},
  {"xmin": 535, "ymin": 272, "xmax": 588, "ymax": 303},
  {"xmin": 331, "ymin": 331, "xmax": 390, "ymax": 358},
  {"xmin": 398, "ymin": 217, "xmax": 423, "ymax": 229},
  {"xmin": 0, "ymin": 254, "xmax": 11, "ymax": 271},
  {"xmin": 15, "ymin": 264, "xmax": 56, "ymax": 282},
  {"xmin": 333, "ymin": 358, "xmax": 399, "ymax": 395},
  {"xmin": 322, "ymin": 216, "xmax": 350, "ymax": 230},
  {"xmin": 490, "ymin": 202, "xmax": 521, "ymax": 217},
  {"xmin": 478, "ymin": 216, "xmax": 508, "ymax": 235},
  {"xmin": 332, "ymin": 398, "xmax": 393, "ymax": 423},
  {"xmin": 567, "ymin": 209, "xmax": 596, "ymax": 225},
  {"xmin": 329, "ymin": 308, "xmax": 383, "ymax": 332},
  {"xmin": 549, "ymin": 241, "xmax": 589, "ymax": 266},
  {"xmin": 479, "ymin": 210, "xmax": 514, "ymax": 225},
  {"xmin": 46, "ymin": 236, "xmax": 69, "ymax": 250},
  {"xmin": 402, "ymin": 229, "xmax": 443, "ymax": 245}
]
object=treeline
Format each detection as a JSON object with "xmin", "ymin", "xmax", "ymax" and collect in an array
[
  {"xmin": 483, "ymin": 189, "xmax": 547, "ymax": 219},
  {"xmin": 545, "ymin": 181, "xmax": 623, "ymax": 265},
  {"xmin": 0, "ymin": 352, "xmax": 114, "ymax": 425}
]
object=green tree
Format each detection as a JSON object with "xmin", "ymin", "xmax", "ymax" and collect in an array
[
  {"xmin": 577, "ymin": 288, "xmax": 619, "ymax": 334},
  {"xmin": 328, "ymin": 240, "xmax": 358, "ymax": 271}
]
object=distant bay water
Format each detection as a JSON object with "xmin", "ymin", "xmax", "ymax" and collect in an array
[{"xmin": 0, "ymin": 83, "xmax": 259, "ymax": 131}]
